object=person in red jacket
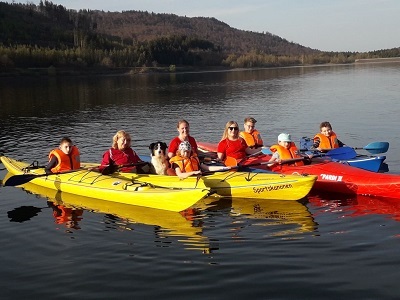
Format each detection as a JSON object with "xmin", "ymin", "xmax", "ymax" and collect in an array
[
  {"xmin": 45, "ymin": 137, "xmax": 80, "ymax": 174},
  {"xmin": 101, "ymin": 130, "xmax": 149, "ymax": 173},
  {"xmin": 168, "ymin": 119, "xmax": 198, "ymax": 159},
  {"xmin": 217, "ymin": 120, "xmax": 260, "ymax": 167}
]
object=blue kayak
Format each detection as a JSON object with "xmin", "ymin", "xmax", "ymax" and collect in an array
[
  {"xmin": 299, "ymin": 137, "xmax": 387, "ymax": 173},
  {"xmin": 330, "ymin": 155, "xmax": 387, "ymax": 172}
]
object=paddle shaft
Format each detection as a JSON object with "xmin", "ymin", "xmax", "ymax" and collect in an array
[
  {"xmin": 101, "ymin": 161, "xmax": 149, "ymax": 175},
  {"xmin": 202, "ymin": 157, "xmax": 305, "ymax": 175},
  {"xmin": 4, "ymin": 167, "xmax": 97, "ymax": 187}
]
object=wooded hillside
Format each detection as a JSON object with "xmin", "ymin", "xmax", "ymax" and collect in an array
[{"xmin": 1, "ymin": 1, "xmax": 399, "ymax": 74}]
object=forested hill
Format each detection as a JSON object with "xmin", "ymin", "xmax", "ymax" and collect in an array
[
  {"xmin": 91, "ymin": 10, "xmax": 318, "ymax": 56},
  {"xmin": 0, "ymin": 1, "xmax": 316, "ymax": 55},
  {"xmin": 1, "ymin": 1, "xmax": 400, "ymax": 74}
]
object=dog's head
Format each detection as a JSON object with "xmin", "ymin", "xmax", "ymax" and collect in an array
[{"xmin": 149, "ymin": 142, "xmax": 168, "ymax": 157}]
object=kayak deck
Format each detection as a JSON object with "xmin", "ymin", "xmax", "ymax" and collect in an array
[
  {"xmin": 1, "ymin": 156, "xmax": 210, "ymax": 212},
  {"xmin": 116, "ymin": 170, "xmax": 317, "ymax": 201}
]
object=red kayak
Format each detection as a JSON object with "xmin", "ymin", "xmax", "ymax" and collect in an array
[{"xmin": 198, "ymin": 141, "xmax": 400, "ymax": 199}]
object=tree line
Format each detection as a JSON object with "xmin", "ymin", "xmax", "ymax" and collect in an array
[{"xmin": 0, "ymin": 1, "xmax": 399, "ymax": 74}]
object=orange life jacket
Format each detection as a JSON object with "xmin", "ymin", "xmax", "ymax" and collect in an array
[
  {"xmin": 314, "ymin": 132, "xmax": 339, "ymax": 149},
  {"xmin": 49, "ymin": 146, "xmax": 80, "ymax": 173},
  {"xmin": 240, "ymin": 130, "xmax": 263, "ymax": 147},
  {"xmin": 169, "ymin": 155, "xmax": 200, "ymax": 172},
  {"xmin": 270, "ymin": 143, "xmax": 304, "ymax": 166}
]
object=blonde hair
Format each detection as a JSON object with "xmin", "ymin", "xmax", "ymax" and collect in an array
[
  {"xmin": 220, "ymin": 121, "xmax": 239, "ymax": 141},
  {"xmin": 112, "ymin": 130, "xmax": 131, "ymax": 149},
  {"xmin": 244, "ymin": 117, "xmax": 257, "ymax": 124},
  {"xmin": 177, "ymin": 119, "xmax": 189, "ymax": 128}
]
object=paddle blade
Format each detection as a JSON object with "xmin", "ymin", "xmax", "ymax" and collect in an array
[
  {"xmin": 224, "ymin": 156, "xmax": 238, "ymax": 167},
  {"xmin": 101, "ymin": 164, "xmax": 118, "ymax": 175},
  {"xmin": 326, "ymin": 147, "xmax": 357, "ymax": 160},
  {"xmin": 362, "ymin": 142, "xmax": 389, "ymax": 154},
  {"xmin": 4, "ymin": 173, "xmax": 46, "ymax": 186},
  {"xmin": 261, "ymin": 147, "xmax": 272, "ymax": 155}
]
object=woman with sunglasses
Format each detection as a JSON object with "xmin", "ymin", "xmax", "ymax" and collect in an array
[{"xmin": 217, "ymin": 121, "xmax": 260, "ymax": 167}]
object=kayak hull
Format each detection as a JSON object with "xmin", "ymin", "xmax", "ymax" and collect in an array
[
  {"xmin": 199, "ymin": 141, "xmax": 386, "ymax": 172},
  {"xmin": 340, "ymin": 155, "xmax": 386, "ymax": 172},
  {"xmin": 1, "ymin": 156, "xmax": 209, "ymax": 212},
  {"xmin": 267, "ymin": 158, "xmax": 400, "ymax": 199},
  {"xmin": 299, "ymin": 137, "xmax": 386, "ymax": 172},
  {"xmin": 116, "ymin": 171, "xmax": 317, "ymax": 201},
  {"xmin": 197, "ymin": 141, "xmax": 400, "ymax": 199}
]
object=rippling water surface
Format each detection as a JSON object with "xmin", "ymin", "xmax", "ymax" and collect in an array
[{"xmin": 1, "ymin": 63, "xmax": 400, "ymax": 299}]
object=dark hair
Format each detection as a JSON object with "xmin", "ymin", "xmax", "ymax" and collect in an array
[
  {"xmin": 319, "ymin": 121, "xmax": 332, "ymax": 130},
  {"xmin": 60, "ymin": 137, "xmax": 73, "ymax": 144}
]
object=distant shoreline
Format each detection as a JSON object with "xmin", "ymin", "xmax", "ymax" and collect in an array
[
  {"xmin": 355, "ymin": 57, "xmax": 400, "ymax": 63},
  {"xmin": 1, "ymin": 59, "xmax": 399, "ymax": 77}
]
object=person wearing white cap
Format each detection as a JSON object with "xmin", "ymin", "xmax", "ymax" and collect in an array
[{"xmin": 268, "ymin": 133, "xmax": 305, "ymax": 166}]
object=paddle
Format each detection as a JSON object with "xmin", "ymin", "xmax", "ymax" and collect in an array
[
  {"xmin": 261, "ymin": 147, "xmax": 272, "ymax": 155},
  {"xmin": 3, "ymin": 167, "xmax": 98, "ymax": 187},
  {"xmin": 323, "ymin": 147, "xmax": 358, "ymax": 160},
  {"xmin": 353, "ymin": 142, "xmax": 389, "ymax": 154},
  {"xmin": 101, "ymin": 161, "xmax": 150, "ymax": 175},
  {"xmin": 203, "ymin": 157, "xmax": 305, "ymax": 175}
]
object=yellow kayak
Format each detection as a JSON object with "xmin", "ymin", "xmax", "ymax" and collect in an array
[
  {"xmin": 12, "ymin": 181, "xmax": 211, "ymax": 251},
  {"xmin": 1, "ymin": 156, "xmax": 210, "ymax": 212},
  {"xmin": 115, "ymin": 169, "xmax": 317, "ymax": 201}
]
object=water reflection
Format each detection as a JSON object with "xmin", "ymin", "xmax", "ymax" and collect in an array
[
  {"xmin": 8, "ymin": 180, "xmax": 212, "ymax": 252},
  {"xmin": 308, "ymin": 192, "xmax": 400, "ymax": 222},
  {"xmin": 228, "ymin": 198, "xmax": 318, "ymax": 236}
]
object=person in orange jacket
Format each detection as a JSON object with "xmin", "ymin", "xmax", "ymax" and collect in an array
[
  {"xmin": 313, "ymin": 121, "xmax": 345, "ymax": 151},
  {"xmin": 269, "ymin": 133, "xmax": 305, "ymax": 166},
  {"xmin": 45, "ymin": 137, "xmax": 80, "ymax": 174},
  {"xmin": 239, "ymin": 116, "xmax": 264, "ymax": 148}
]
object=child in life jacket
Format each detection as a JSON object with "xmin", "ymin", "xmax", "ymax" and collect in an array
[
  {"xmin": 45, "ymin": 137, "xmax": 80, "ymax": 174},
  {"xmin": 268, "ymin": 133, "xmax": 305, "ymax": 166},
  {"xmin": 239, "ymin": 116, "xmax": 264, "ymax": 148},
  {"xmin": 313, "ymin": 121, "xmax": 345, "ymax": 151},
  {"xmin": 169, "ymin": 141, "xmax": 228, "ymax": 179}
]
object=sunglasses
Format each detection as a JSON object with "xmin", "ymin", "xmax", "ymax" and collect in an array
[{"xmin": 228, "ymin": 127, "xmax": 239, "ymax": 131}]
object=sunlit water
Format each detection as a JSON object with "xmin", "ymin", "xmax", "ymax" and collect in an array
[{"xmin": 1, "ymin": 63, "xmax": 400, "ymax": 299}]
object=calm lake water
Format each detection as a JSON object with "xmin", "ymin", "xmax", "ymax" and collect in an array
[{"xmin": 1, "ymin": 63, "xmax": 400, "ymax": 299}]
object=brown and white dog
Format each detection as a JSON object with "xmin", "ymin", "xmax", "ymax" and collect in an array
[{"xmin": 149, "ymin": 142, "xmax": 169, "ymax": 175}]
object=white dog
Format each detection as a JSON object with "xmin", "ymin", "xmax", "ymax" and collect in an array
[{"xmin": 149, "ymin": 142, "xmax": 169, "ymax": 175}]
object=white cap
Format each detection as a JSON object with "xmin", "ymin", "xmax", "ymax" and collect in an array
[
  {"xmin": 278, "ymin": 133, "xmax": 292, "ymax": 142},
  {"xmin": 178, "ymin": 141, "xmax": 192, "ymax": 151}
]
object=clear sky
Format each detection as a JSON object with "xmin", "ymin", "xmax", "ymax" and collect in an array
[{"xmin": 32, "ymin": 0, "xmax": 400, "ymax": 52}]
